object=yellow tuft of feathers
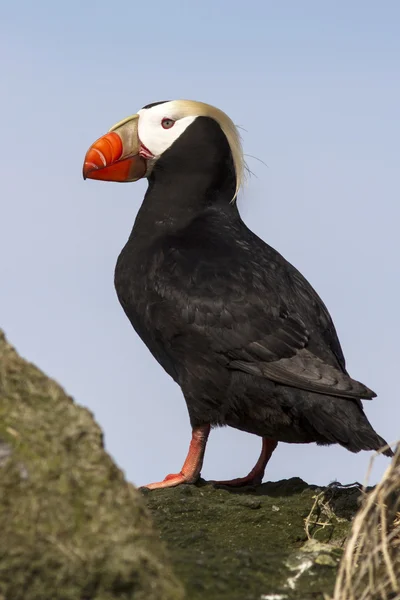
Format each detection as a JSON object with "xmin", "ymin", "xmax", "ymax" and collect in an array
[{"xmin": 171, "ymin": 100, "xmax": 245, "ymax": 201}]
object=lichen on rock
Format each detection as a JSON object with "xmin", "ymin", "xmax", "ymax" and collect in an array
[
  {"xmin": 0, "ymin": 330, "xmax": 183, "ymax": 600},
  {"xmin": 144, "ymin": 476, "xmax": 362, "ymax": 600}
]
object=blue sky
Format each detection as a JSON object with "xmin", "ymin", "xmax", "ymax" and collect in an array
[{"xmin": 1, "ymin": 1, "xmax": 399, "ymax": 487}]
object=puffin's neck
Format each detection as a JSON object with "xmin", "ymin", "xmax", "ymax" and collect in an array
[
  {"xmin": 129, "ymin": 116, "xmax": 238, "ymax": 242},
  {"xmin": 134, "ymin": 170, "xmax": 236, "ymax": 236}
]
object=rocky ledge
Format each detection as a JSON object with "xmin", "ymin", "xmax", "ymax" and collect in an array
[{"xmin": 143, "ymin": 475, "xmax": 363, "ymax": 600}]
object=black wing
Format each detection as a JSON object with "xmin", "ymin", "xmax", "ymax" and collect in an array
[{"xmin": 146, "ymin": 210, "xmax": 375, "ymax": 400}]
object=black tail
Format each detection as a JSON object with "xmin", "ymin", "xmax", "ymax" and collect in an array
[{"xmin": 300, "ymin": 395, "xmax": 394, "ymax": 457}]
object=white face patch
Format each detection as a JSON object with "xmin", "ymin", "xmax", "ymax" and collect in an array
[{"xmin": 137, "ymin": 101, "xmax": 197, "ymax": 159}]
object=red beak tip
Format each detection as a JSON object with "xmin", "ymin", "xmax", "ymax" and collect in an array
[{"xmin": 83, "ymin": 161, "xmax": 98, "ymax": 180}]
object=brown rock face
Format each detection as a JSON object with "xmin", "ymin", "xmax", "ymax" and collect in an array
[{"xmin": 0, "ymin": 330, "xmax": 184, "ymax": 600}]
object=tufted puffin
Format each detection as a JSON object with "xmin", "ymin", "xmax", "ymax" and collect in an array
[{"xmin": 83, "ymin": 100, "xmax": 392, "ymax": 490}]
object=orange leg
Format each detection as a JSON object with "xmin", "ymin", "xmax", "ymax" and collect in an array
[
  {"xmin": 142, "ymin": 424, "xmax": 211, "ymax": 490},
  {"xmin": 212, "ymin": 437, "xmax": 278, "ymax": 487}
]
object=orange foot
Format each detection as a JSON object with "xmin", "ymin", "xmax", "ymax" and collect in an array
[
  {"xmin": 141, "ymin": 424, "xmax": 210, "ymax": 490},
  {"xmin": 144, "ymin": 471, "xmax": 196, "ymax": 490},
  {"xmin": 211, "ymin": 438, "xmax": 278, "ymax": 487}
]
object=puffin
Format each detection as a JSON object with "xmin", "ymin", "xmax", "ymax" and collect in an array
[{"xmin": 83, "ymin": 100, "xmax": 392, "ymax": 490}]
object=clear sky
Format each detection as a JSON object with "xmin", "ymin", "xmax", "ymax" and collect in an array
[{"xmin": 1, "ymin": 1, "xmax": 399, "ymax": 487}]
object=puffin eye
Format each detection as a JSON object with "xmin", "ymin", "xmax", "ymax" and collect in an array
[{"xmin": 161, "ymin": 118, "xmax": 175, "ymax": 129}]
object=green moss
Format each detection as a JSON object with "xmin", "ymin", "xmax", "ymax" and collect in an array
[
  {"xmin": 0, "ymin": 331, "xmax": 183, "ymax": 600},
  {"xmin": 144, "ymin": 475, "xmax": 360, "ymax": 599}
]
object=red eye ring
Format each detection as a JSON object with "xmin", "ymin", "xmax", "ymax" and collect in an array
[{"xmin": 161, "ymin": 118, "xmax": 175, "ymax": 129}]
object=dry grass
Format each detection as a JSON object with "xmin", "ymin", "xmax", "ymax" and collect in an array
[{"xmin": 332, "ymin": 442, "xmax": 400, "ymax": 600}]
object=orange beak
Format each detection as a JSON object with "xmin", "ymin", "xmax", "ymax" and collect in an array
[{"xmin": 83, "ymin": 114, "xmax": 147, "ymax": 182}]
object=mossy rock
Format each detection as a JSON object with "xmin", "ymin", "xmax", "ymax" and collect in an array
[
  {"xmin": 144, "ymin": 473, "xmax": 363, "ymax": 599},
  {"xmin": 0, "ymin": 331, "xmax": 184, "ymax": 600}
]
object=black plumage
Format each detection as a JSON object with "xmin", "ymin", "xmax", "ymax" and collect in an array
[{"xmin": 113, "ymin": 114, "xmax": 392, "ymax": 486}]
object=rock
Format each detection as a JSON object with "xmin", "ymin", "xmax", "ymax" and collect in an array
[
  {"xmin": 0, "ymin": 331, "xmax": 184, "ymax": 600},
  {"xmin": 0, "ymin": 328, "xmax": 369, "ymax": 600},
  {"xmin": 144, "ymin": 478, "xmax": 362, "ymax": 600}
]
